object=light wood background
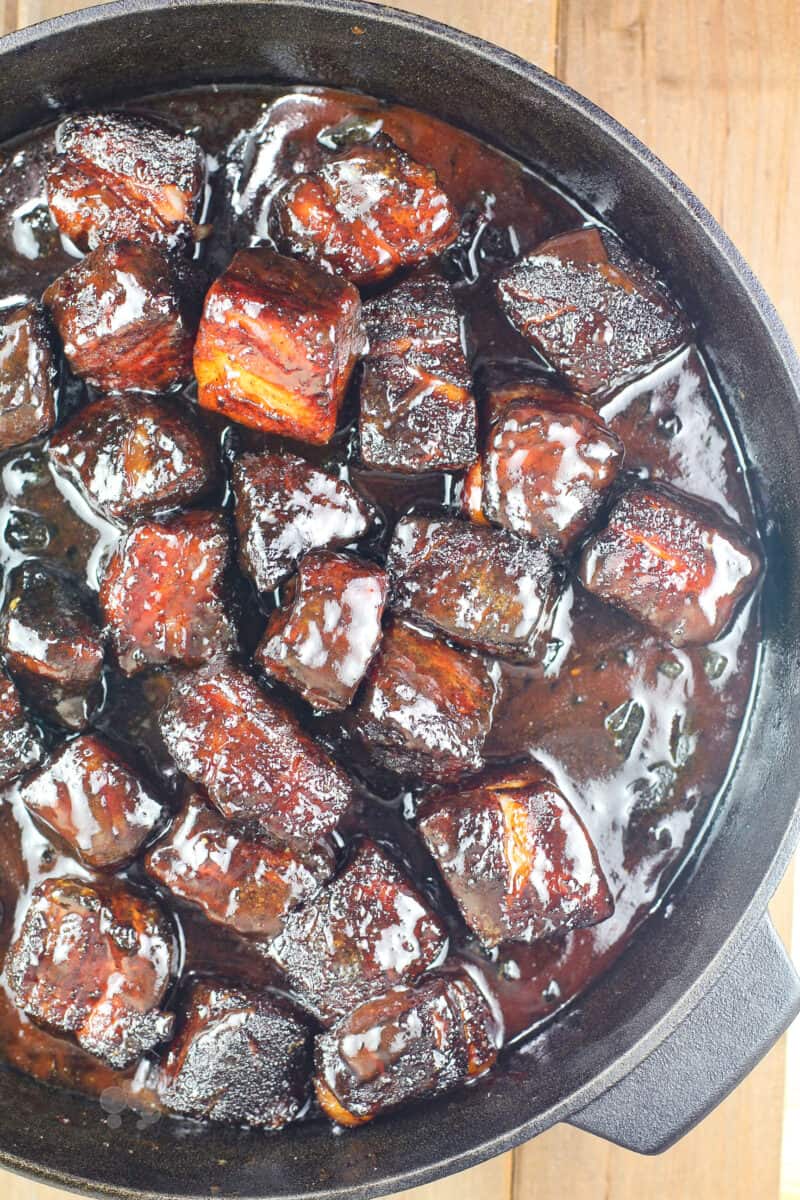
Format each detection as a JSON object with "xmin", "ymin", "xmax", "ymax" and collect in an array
[{"xmin": 0, "ymin": 1, "xmax": 798, "ymax": 1198}]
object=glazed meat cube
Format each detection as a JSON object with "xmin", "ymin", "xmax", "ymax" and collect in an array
[
  {"xmin": 266, "ymin": 840, "xmax": 447, "ymax": 1024},
  {"xmin": 20, "ymin": 734, "xmax": 163, "ymax": 870},
  {"xmin": 49, "ymin": 395, "xmax": 218, "ymax": 524},
  {"xmin": 0, "ymin": 302, "xmax": 58, "ymax": 452},
  {"xmin": 256, "ymin": 551, "xmax": 387, "ymax": 711},
  {"xmin": 495, "ymin": 227, "xmax": 689, "ymax": 395},
  {"xmin": 44, "ymin": 240, "xmax": 202, "ymax": 394},
  {"xmin": 145, "ymin": 792, "xmax": 331, "ymax": 938},
  {"xmin": 194, "ymin": 248, "xmax": 365, "ymax": 442},
  {"xmin": 159, "ymin": 663, "xmax": 352, "ymax": 846},
  {"xmin": 157, "ymin": 980, "xmax": 312, "ymax": 1127},
  {"xmin": 578, "ymin": 481, "xmax": 762, "ymax": 646},
  {"xmin": 315, "ymin": 969, "xmax": 498, "ymax": 1125},
  {"xmin": 233, "ymin": 450, "xmax": 373, "ymax": 593},
  {"xmin": 47, "ymin": 111, "xmax": 206, "ymax": 253},
  {"xmin": 386, "ymin": 516, "xmax": 560, "ymax": 660},
  {"xmin": 351, "ymin": 617, "xmax": 498, "ymax": 781},
  {"xmin": 100, "ymin": 509, "xmax": 235, "ymax": 675},
  {"xmin": 0, "ymin": 670, "xmax": 44, "ymax": 787},
  {"xmin": 359, "ymin": 271, "xmax": 477, "ymax": 472},
  {"xmin": 5, "ymin": 875, "xmax": 177, "ymax": 1068},
  {"xmin": 1, "ymin": 561, "xmax": 104, "ymax": 730},
  {"xmin": 483, "ymin": 378, "xmax": 571, "ymax": 428},
  {"xmin": 270, "ymin": 133, "xmax": 460, "ymax": 286},
  {"xmin": 418, "ymin": 763, "xmax": 614, "ymax": 949}
]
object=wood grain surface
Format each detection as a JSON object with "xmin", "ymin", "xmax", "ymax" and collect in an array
[{"xmin": 0, "ymin": 2, "xmax": 797, "ymax": 1199}]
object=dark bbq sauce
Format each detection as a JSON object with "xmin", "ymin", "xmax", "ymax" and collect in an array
[{"xmin": 0, "ymin": 86, "xmax": 759, "ymax": 1115}]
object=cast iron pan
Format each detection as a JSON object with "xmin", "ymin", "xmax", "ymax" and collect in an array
[{"xmin": 0, "ymin": 2, "xmax": 799, "ymax": 1197}]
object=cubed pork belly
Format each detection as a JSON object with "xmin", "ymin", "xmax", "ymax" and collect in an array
[
  {"xmin": 0, "ymin": 669, "xmax": 44, "ymax": 787},
  {"xmin": 0, "ymin": 302, "xmax": 58, "ymax": 452}
]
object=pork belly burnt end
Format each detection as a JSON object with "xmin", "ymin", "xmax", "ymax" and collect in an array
[
  {"xmin": 233, "ymin": 450, "xmax": 372, "ymax": 594},
  {"xmin": 418, "ymin": 763, "xmax": 614, "ymax": 950},
  {"xmin": 271, "ymin": 134, "xmax": 460, "ymax": 286},
  {"xmin": 495, "ymin": 227, "xmax": 689, "ymax": 395},
  {"xmin": 20, "ymin": 734, "xmax": 163, "ymax": 870},
  {"xmin": 387, "ymin": 516, "xmax": 560, "ymax": 660},
  {"xmin": 0, "ymin": 302, "xmax": 58, "ymax": 452},
  {"xmin": 44, "ymin": 240, "xmax": 202, "ymax": 393},
  {"xmin": 157, "ymin": 980, "xmax": 312, "ymax": 1127},
  {"xmin": 159, "ymin": 663, "xmax": 352, "ymax": 846},
  {"xmin": 48, "ymin": 111, "xmax": 206, "ymax": 253},
  {"xmin": 315, "ymin": 970, "xmax": 498, "ymax": 1125},
  {"xmin": 100, "ymin": 509, "xmax": 235, "ymax": 675},
  {"xmin": 194, "ymin": 248, "xmax": 365, "ymax": 442},
  {"xmin": 145, "ymin": 792, "xmax": 331, "ymax": 938},
  {"xmin": 256, "ymin": 551, "xmax": 387, "ymax": 711},
  {"xmin": 266, "ymin": 839, "xmax": 447, "ymax": 1024},
  {"xmin": 0, "ymin": 670, "xmax": 44, "ymax": 787},
  {"xmin": 351, "ymin": 617, "xmax": 498, "ymax": 782},
  {"xmin": 1, "ymin": 561, "xmax": 104, "ymax": 730},
  {"xmin": 578, "ymin": 481, "xmax": 762, "ymax": 646},
  {"xmin": 359, "ymin": 271, "xmax": 477, "ymax": 472},
  {"xmin": 49, "ymin": 395, "xmax": 218, "ymax": 524},
  {"xmin": 5, "ymin": 875, "xmax": 177, "ymax": 1068}
]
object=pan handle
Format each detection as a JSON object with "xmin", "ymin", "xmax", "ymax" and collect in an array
[{"xmin": 567, "ymin": 914, "xmax": 800, "ymax": 1154}]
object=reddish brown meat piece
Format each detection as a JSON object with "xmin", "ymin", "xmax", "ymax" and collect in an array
[
  {"xmin": 44, "ymin": 240, "xmax": 202, "ymax": 393},
  {"xmin": 0, "ymin": 670, "xmax": 44, "ymax": 786},
  {"xmin": 578, "ymin": 481, "xmax": 762, "ymax": 646},
  {"xmin": 5, "ymin": 875, "xmax": 177, "ymax": 1068},
  {"xmin": 266, "ymin": 840, "xmax": 447, "ymax": 1024},
  {"xmin": 315, "ymin": 969, "xmax": 499, "ymax": 1125},
  {"xmin": 20, "ymin": 735, "xmax": 163, "ymax": 870},
  {"xmin": 233, "ymin": 450, "xmax": 373, "ymax": 593},
  {"xmin": 146, "ymin": 792, "xmax": 331, "ymax": 938},
  {"xmin": 100, "ymin": 509, "xmax": 235, "ymax": 675},
  {"xmin": 495, "ymin": 227, "xmax": 689, "ymax": 395},
  {"xmin": 386, "ymin": 516, "xmax": 560, "ymax": 660},
  {"xmin": 270, "ymin": 134, "xmax": 460, "ymax": 286},
  {"xmin": 256, "ymin": 551, "xmax": 387, "ymax": 711},
  {"xmin": 1, "ymin": 561, "xmax": 104, "ymax": 730},
  {"xmin": 194, "ymin": 248, "xmax": 365, "ymax": 442},
  {"xmin": 0, "ymin": 302, "xmax": 58, "ymax": 452},
  {"xmin": 159, "ymin": 663, "xmax": 352, "ymax": 846},
  {"xmin": 157, "ymin": 980, "xmax": 312, "ymax": 1127},
  {"xmin": 49, "ymin": 395, "xmax": 218, "ymax": 524},
  {"xmin": 47, "ymin": 111, "xmax": 206, "ymax": 253},
  {"xmin": 418, "ymin": 763, "xmax": 614, "ymax": 949},
  {"xmin": 351, "ymin": 617, "xmax": 498, "ymax": 782},
  {"xmin": 359, "ymin": 271, "xmax": 477, "ymax": 473}
]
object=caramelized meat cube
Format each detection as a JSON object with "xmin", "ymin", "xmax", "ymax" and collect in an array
[
  {"xmin": 271, "ymin": 133, "xmax": 460, "ymax": 286},
  {"xmin": 359, "ymin": 271, "xmax": 477, "ymax": 472},
  {"xmin": 5, "ymin": 875, "xmax": 177, "ymax": 1068},
  {"xmin": 159, "ymin": 663, "xmax": 352, "ymax": 845},
  {"xmin": 1, "ymin": 561, "xmax": 104, "ymax": 730},
  {"xmin": 44, "ymin": 240, "xmax": 202, "ymax": 393},
  {"xmin": 49, "ymin": 395, "xmax": 218, "ymax": 524},
  {"xmin": 157, "ymin": 980, "xmax": 312, "ymax": 1127},
  {"xmin": 233, "ymin": 450, "xmax": 372, "ymax": 593},
  {"xmin": 256, "ymin": 551, "xmax": 387, "ymax": 711},
  {"xmin": 267, "ymin": 840, "xmax": 447, "ymax": 1024},
  {"xmin": 315, "ymin": 969, "xmax": 498, "ymax": 1125},
  {"xmin": 387, "ymin": 516, "xmax": 560, "ymax": 660},
  {"xmin": 0, "ymin": 302, "xmax": 58, "ymax": 452},
  {"xmin": 194, "ymin": 248, "xmax": 365, "ymax": 442},
  {"xmin": 20, "ymin": 735, "xmax": 163, "ymax": 870},
  {"xmin": 146, "ymin": 792, "xmax": 331, "ymax": 937},
  {"xmin": 418, "ymin": 763, "xmax": 614, "ymax": 949},
  {"xmin": 100, "ymin": 509, "xmax": 235, "ymax": 675},
  {"xmin": 352, "ymin": 617, "xmax": 498, "ymax": 781},
  {"xmin": 48, "ymin": 111, "xmax": 206, "ymax": 253},
  {"xmin": 578, "ymin": 481, "xmax": 762, "ymax": 646},
  {"xmin": 0, "ymin": 670, "xmax": 44, "ymax": 786},
  {"xmin": 495, "ymin": 227, "xmax": 689, "ymax": 395}
]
